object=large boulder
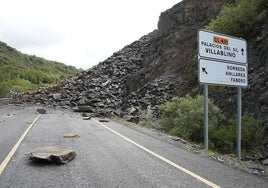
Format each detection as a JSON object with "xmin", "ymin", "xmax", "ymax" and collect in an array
[{"xmin": 27, "ymin": 146, "xmax": 76, "ymax": 164}]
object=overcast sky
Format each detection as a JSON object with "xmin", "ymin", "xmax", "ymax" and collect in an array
[{"xmin": 0, "ymin": 0, "xmax": 181, "ymax": 69}]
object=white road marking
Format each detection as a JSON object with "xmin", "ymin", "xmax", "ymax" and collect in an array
[
  {"xmin": 0, "ymin": 114, "xmax": 42, "ymax": 175},
  {"xmin": 93, "ymin": 118, "xmax": 221, "ymax": 188}
]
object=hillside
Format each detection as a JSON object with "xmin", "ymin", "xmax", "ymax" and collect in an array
[
  {"xmin": 20, "ymin": 0, "xmax": 268, "ymax": 158},
  {"xmin": 0, "ymin": 41, "xmax": 81, "ymax": 97}
]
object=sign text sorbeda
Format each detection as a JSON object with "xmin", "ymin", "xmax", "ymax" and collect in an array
[{"xmin": 199, "ymin": 59, "xmax": 248, "ymax": 87}]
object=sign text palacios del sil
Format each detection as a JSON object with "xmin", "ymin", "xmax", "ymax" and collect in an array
[{"xmin": 198, "ymin": 30, "xmax": 247, "ymax": 64}]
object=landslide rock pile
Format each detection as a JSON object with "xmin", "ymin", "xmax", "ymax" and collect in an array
[
  {"xmin": 21, "ymin": 0, "xmax": 224, "ymax": 122},
  {"xmin": 21, "ymin": 34, "xmax": 181, "ymax": 121},
  {"xmin": 20, "ymin": 0, "xmax": 225, "ymax": 121},
  {"xmin": 21, "ymin": 36, "xmax": 149, "ymax": 118}
]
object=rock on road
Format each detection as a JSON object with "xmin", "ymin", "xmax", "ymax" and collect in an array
[{"xmin": 0, "ymin": 104, "xmax": 267, "ymax": 188}]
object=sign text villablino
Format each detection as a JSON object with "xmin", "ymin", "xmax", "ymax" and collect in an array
[{"xmin": 198, "ymin": 30, "xmax": 247, "ymax": 65}]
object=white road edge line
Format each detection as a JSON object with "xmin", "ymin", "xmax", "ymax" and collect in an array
[
  {"xmin": 92, "ymin": 118, "xmax": 221, "ymax": 188},
  {"xmin": 0, "ymin": 114, "xmax": 42, "ymax": 175}
]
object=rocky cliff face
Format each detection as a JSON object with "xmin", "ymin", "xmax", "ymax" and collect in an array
[{"xmin": 20, "ymin": 0, "xmax": 267, "ymax": 144}]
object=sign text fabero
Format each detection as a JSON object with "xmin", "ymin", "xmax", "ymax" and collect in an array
[{"xmin": 199, "ymin": 59, "xmax": 248, "ymax": 87}]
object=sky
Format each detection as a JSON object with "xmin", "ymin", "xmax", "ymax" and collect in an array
[{"xmin": 0, "ymin": 0, "xmax": 181, "ymax": 69}]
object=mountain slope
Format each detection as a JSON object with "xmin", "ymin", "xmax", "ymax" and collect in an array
[{"xmin": 0, "ymin": 41, "xmax": 81, "ymax": 97}]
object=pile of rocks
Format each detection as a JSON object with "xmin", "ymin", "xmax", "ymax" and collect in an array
[
  {"xmin": 119, "ymin": 74, "xmax": 181, "ymax": 122},
  {"xmin": 20, "ymin": 34, "xmax": 180, "ymax": 120}
]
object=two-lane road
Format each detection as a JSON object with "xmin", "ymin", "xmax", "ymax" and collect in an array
[{"xmin": 0, "ymin": 104, "xmax": 267, "ymax": 187}]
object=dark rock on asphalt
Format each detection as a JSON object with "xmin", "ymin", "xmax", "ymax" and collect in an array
[
  {"xmin": 83, "ymin": 117, "xmax": 91, "ymax": 120},
  {"xmin": 63, "ymin": 133, "xmax": 80, "ymax": 138},
  {"xmin": 261, "ymin": 158, "xmax": 268, "ymax": 165},
  {"xmin": 27, "ymin": 146, "xmax": 76, "ymax": 164},
  {"xmin": 36, "ymin": 108, "xmax": 46, "ymax": 114},
  {"xmin": 99, "ymin": 118, "xmax": 109, "ymax": 122}
]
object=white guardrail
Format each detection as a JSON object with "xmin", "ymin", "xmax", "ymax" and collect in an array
[{"xmin": 0, "ymin": 98, "xmax": 13, "ymax": 104}]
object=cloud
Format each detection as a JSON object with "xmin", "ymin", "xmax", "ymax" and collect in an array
[
  {"xmin": 0, "ymin": 24, "xmax": 64, "ymax": 49},
  {"xmin": 0, "ymin": 0, "xmax": 64, "ymax": 49}
]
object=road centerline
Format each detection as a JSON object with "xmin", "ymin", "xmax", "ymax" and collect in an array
[
  {"xmin": 92, "ymin": 118, "xmax": 221, "ymax": 188},
  {"xmin": 0, "ymin": 114, "xmax": 42, "ymax": 175}
]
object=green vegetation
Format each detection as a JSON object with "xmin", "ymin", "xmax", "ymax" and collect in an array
[
  {"xmin": 210, "ymin": 116, "xmax": 262, "ymax": 155},
  {"xmin": 139, "ymin": 95, "xmax": 262, "ymax": 157},
  {"xmin": 206, "ymin": 0, "xmax": 268, "ymax": 38},
  {"xmin": 139, "ymin": 109, "xmax": 160, "ymax": 129},
  {"xmin": 159, "ymin": 96, "xmax": 263, "ymax": 156},
  {"xmin": 158, "ymin": 95, "xmax": 223, "ymax": 143},
  {"xmin": 0, "ymin": 41, "xmax": 81, "ymax": 97}
]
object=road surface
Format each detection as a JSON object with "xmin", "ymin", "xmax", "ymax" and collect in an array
[{"xmin": 0, "ymin": 104, "xmax": 267, "ymax": 187}]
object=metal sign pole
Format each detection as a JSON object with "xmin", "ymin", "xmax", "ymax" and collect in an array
[
  {"xmin": 237, "ymin": 87, "xmax": 242, "ymax": 160},
  {"xmin": 204, "ymin": 84, "xmax": 209, "ymax": 150}
]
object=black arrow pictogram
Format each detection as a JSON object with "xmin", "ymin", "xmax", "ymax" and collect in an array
[
  {"xmin": 241, "ymin": 48, "xmax": 244, "ymax": 56},
  {"xmin": 202, "ymin": 67, "xmax": 208, "ymax": 74}
]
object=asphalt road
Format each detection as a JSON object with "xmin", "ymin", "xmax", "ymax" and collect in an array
[{"xmin": 0, "ymin": 104, "xmax": 267, "ymax": 188}]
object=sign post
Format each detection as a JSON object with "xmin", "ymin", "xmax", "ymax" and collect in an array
[
  {"xmin": 237, "ymin": 87, "xmax": 242, "ymax": 160},
  {"xmin": 198, "ymin": 29, "xmax": 248, "ymax": 160},
  {"xmin": 204, "ymin": 84, "xmax": 208, "ymax": 150}
]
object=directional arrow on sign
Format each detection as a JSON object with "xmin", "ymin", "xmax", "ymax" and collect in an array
[
  {"xmin": 199, "ymin": 59, "xmax": 248, "ymax": 87},
  {"xmin": 202, "ymin": 67, "xmax": 208, "ymax": 74},
  {"xmin": 198, "ymin": 30, "xmax": 247, "ymax": 64}
]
